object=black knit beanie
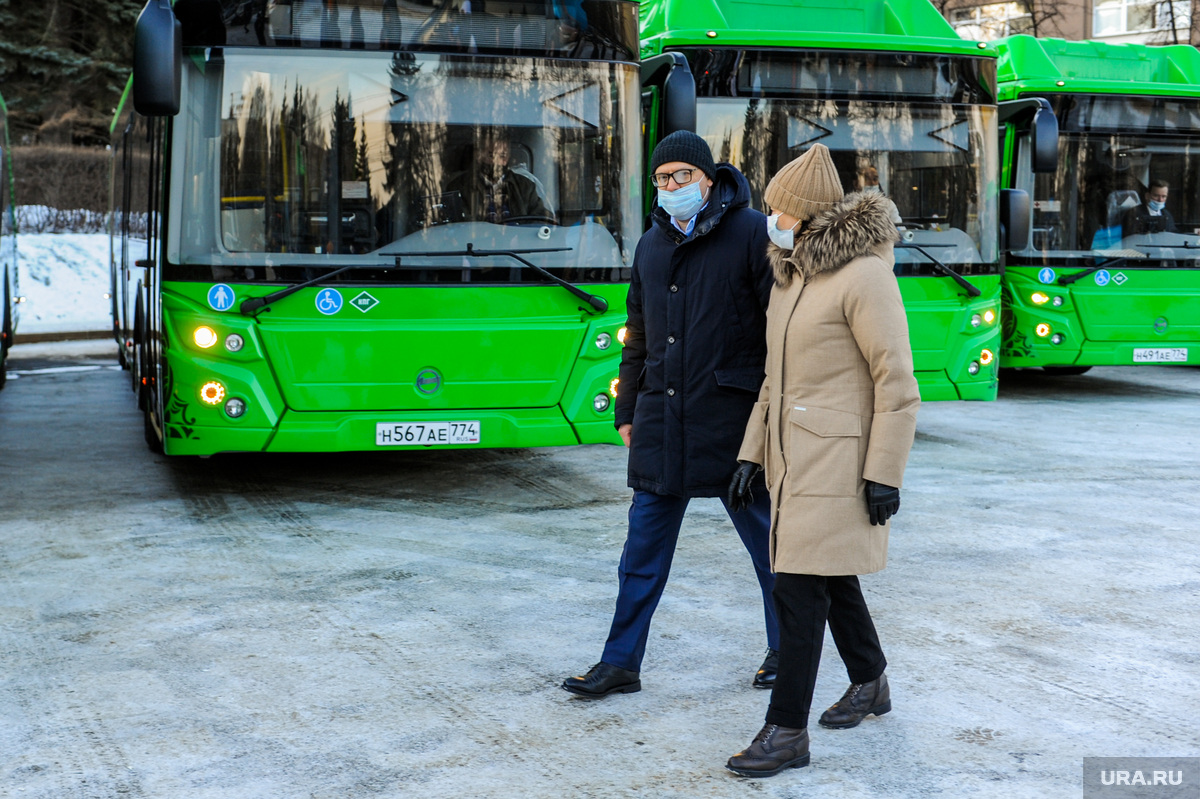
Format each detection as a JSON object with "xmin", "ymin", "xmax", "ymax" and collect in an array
[{"xmin": 650, "ymin": 131, "xmax": 717, "ymax": 179}]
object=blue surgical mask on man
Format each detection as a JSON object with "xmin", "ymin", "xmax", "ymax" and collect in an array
[
  {"xmin": 657, "ymin": 181, "xmax": 707, "ymax": 222},
  {"xmin": 1149, "ymin": 199, "xmax": 1166, "ymax": 213}
]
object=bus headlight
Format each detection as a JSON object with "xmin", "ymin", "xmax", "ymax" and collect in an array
[
  {"xmin": 224, "ymin": 397, "xmax": 247, "ymax": 418},
  {"xmin": 617, "ymin": 326, "xmax": 628, "ymax": 344},
  {"xmin": 609, "ymin": 377, "xmax": 619, "ymax": 397},
  {"xmin": 1036, "ymin": 323, "xmax": 1052, "ymax": 337},
  {"xmin": 983, "ymin": 309, "xmax": 996, "ymax": 325},
  {"xmin": 1031, "ymin": 292, "xmax": 1049, "ymax": 305},
  {"xmin": 1052, "ymin": 296, "xmax": 1064, "ymax": 307},
  {"xmin": 967, "ymin": 361, "xmax": 980, "ymax": 375},
  {"xmin": 970, "ymin": 313, "xmax": 982, "ymax": 328},
  {"xmin": 593, "ymin": 393, "xmax": 611, "ymax": 412},
  {"xmin": 225, "ymin": 333, "xmax": 244, "ymax": 352},
  {"xmin": 1051, "ymin": 333, "xmax": 1064, "ymax": 345},
  {"xmin": 595, "ymin": 332, "xmax": 612, "ymax": 350},
  {"xmin": 200, "ymin": 381, "xmax": 226, "ymax": 404},
  {"xmin": 980, "ymin": 349, "xmax": 994, "ymax": 366},
  {"xmin": 193, "ymin": 326, "xmax": 218, "ymax": 348}
]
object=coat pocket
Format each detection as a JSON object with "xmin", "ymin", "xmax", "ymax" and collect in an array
[
  {"xmin": 787, "ymin": 405, "xmax": 863, "ymax": 498},
  {"xmin": 714, "ymin": 368, "xmax": 765, "ymax": 393}
]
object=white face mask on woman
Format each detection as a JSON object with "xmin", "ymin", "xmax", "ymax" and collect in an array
[{"xmin": 766, "ymin": 213, "xmax": 800, "ymax": 250}]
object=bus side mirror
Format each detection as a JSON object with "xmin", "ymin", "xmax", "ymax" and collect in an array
[
  {"xmin": 1030, "ymin": 106, "xmax": 1058, "ymax": 174},
  {"xmin": 1000, "ymin": 189, "xmax": 1031, "ymax": 252},
  {"xmin": 640, "ymin": 52, "xmax": 696, "ymax": 136},
  {"xmin": 133, "ymin": 0, "xmax": 182, "ymax": 116}
]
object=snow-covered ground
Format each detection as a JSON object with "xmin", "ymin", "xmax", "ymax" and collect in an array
[{"xmin": 13, "ymin": 232, "xmax": 111, "ymax": 336}]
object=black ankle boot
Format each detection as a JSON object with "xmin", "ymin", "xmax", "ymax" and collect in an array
[
  {"xmin": 818, "ymin": 673, "xmax": 891, "ymax": 729},
  {"xmin": 725, "ymin": 723, "xmax": 810, "ymax": 777}
]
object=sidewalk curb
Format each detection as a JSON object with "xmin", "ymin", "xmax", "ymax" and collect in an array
[{"xmin": 13, "ymin": 330, "xmax": 112, "ymax": 345}]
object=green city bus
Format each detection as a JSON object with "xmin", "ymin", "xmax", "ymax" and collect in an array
[
  {"xmin": 640, "ymin": 0, "xmax": 1010, "ymax": 401},
  {"xmin": 0, "ymin": 90, "xmax": 17, "ymax": 389},
  {"xmin": 113, "ymin": 0, "xmax": 656, "ymax": 455},
  {"xmin": 998, "ymin": 36, "xmax": 1200, "ymax": 373}
]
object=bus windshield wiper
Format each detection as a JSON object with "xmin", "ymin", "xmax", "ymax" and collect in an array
[
  {"xmin": 1058, "ymin": 256, "xmax": 1129, "ymax": 285},
  {"xmin": 895, "ymin": 243, "xmax": 982, "ymax": 297},
  {"xmin": 240, "ymin": 264, "xmax": 372, "ymax": 315},
  {"xmin": 379, "ymin": 243, "xmax": 608, "ymax": 313}
]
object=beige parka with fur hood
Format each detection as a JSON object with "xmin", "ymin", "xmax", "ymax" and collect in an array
[{"xmin": 738, "ymin": 191, "xmax": 920, "ymax": 576}]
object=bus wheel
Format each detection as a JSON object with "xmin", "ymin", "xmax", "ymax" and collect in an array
[
  {"xmin": 144, "ymin": 400, "xmax": 163, "ymax": 454},
  {"xmin": 1042, "ymin": 366, "xmax": 1092, "ymax": 376},
  {"xmin": 1, "ymin": 275, "xmax": 11, "ymax": 391}
]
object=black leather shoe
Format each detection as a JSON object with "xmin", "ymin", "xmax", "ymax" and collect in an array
[
  {"xmin": 561, "ymin": 662, "xmax": 641, "ymax": 699},
  {"xmin": 726, "ymin": 723, "xmax": 810, "ymax": 777},
  {"xmin": 818, "ymin": 673, "xmax": 891, "ymax": 729},
  {"xmin": 753, "ymin": 648, "xmax": 779, "ymax": 689}
]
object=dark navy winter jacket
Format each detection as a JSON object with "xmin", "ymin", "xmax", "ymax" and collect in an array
[{"xmin": 615, "ymin": 164, "xmax": 773, "ymax": 497}]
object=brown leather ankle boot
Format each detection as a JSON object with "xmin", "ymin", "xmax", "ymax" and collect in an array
[
  {"xmin": 818, "ymin": 673, "xmax": 891, "ymax": 729},
  {"xmin": 725, "ymin": 723, "xmax": 810, "ymax": 777}
]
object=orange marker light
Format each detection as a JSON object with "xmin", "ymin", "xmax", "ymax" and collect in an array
[{"xmin": 200, "ymin": 381, "xmax": 226, "ymax": 405}]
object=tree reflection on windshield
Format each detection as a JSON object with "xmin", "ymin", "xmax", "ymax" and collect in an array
[
  {"xmin": 695, "ymin": 98, "xmax": 997, "ymax": 266},
  {"xmin": 175, "ymin": 49, "xmax": 639, "ymax": 282}
]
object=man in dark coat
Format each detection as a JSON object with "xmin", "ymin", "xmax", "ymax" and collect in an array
[
  {"xmin": 1122, "ymin": 179, "xmax": 1176, "ymax": 235},
  {"xmin": 562, "ymin": 131, "xmax": 779, "ymax": 698}
]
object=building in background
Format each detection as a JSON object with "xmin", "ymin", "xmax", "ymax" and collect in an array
[{"xmin": 939, "ymin": 0, "xmax": 1197, "ymax": 45}]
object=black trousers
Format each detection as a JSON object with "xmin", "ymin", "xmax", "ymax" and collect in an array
[{"xmin": 766, "ymin": 573, "xmax": 887, "ymax": 729}]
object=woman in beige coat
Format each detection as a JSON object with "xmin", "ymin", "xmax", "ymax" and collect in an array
[{"xmin": 724, "ymin": 144, "xmax": 920, "ymax": 777}]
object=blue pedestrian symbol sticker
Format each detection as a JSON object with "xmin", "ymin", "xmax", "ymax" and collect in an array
[
  {"xmin": 1094, "ymin": 269, "xmax": 1111, "ymax": 287},
  {"xmin": 208, "ymin": 283, "xmax": 236, "ymax": 312},
  {"xmin": 315, "ymin": 288, "xmax": 343, "ymax": 315},
  {"xmin": 1037, "ymin": 267, "xmax": 1057, "ymax": 285}
]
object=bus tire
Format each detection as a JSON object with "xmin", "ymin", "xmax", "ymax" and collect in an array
[
  {"xmin": 0, "ymin": 271, "xmax": 10, "ymax": 391},
  {"xmin": 132, "ymin": 284, "xmax": 145, "ymax": 399},
  {"xmin": 144, "ymin": 401, "xmax": 163, "ymax": 453},
  {"xmin": 1042, "ymin": 366, "xmax": 1092, "ymax": 376}
]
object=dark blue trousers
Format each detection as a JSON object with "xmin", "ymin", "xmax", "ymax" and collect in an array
[{"xmin": 600, "ymin": 489, "xmax": 779, "ymax": 672}]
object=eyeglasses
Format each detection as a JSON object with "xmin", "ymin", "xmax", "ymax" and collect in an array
[{"xmin": 650, "ymin": 168, "xmax": 699, "ymax": 188}]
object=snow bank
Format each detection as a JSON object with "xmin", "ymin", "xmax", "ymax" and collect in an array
[{"xmin": 16, "ymin": 233, "xmax": 112, "ymax": 335}]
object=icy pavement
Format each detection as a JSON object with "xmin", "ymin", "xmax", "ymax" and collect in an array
[{"xmin": 0, "ymin": 357, "xmax": 1197, "ymax": 798}]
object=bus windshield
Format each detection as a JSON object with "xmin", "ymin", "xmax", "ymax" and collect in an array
[
  {"xmin": 695, "ymin": 97, "xmax": 998, "ymax": 267},
  {"xmin": 1016, "ymin": 131, "xmax": 1200, "ymax": 261},
  {"xmin": 169, "ymin": 49, "xmax": 640, "ymax": 282}
]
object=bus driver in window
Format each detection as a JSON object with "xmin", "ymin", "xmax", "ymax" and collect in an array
[
  {"xmin": 447, "ymin": 132, "xmax": 554, "ymax": 224},
  {"xmin": 1122, "ymin": 178, "xmax": 1176, "ymax": 235}
]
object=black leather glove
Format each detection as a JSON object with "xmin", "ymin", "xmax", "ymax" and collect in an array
[
  {"xmin": 727, "ymin": 461, "xmax": 762, "ymax": 513},
  {"xmin": 866, "ymin": 480, "xmax": 900, "ymax": 526}
]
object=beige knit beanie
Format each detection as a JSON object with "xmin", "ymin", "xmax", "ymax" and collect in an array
[{"xmin": 763, "ymin": 143, "xmax": 844, "ymax": 223}]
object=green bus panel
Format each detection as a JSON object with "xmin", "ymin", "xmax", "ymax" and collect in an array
[
  {"xmin": 157, "ymin": 281, "xmax": 625, "ymax": 455},
  {"xmin": 901, "ymin": 275, "xmax": 1001, "ymax": 401},
  {"xmin": 640, "ymin": 0, "xmax": 995, "ymax": 57},
  {"xmin": 1002, "ymin": 267, "xmax": 1200, "ymax": 367}
]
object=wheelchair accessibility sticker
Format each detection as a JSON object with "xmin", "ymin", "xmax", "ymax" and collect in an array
[
  {"xmin": 1038, "ymin": 267, "xmax": 1056, "ymax": 284},
  {"xmin": 208, "ymin": 284, "xmax": 236, "ymax": 312},
  {"xmin": 316, "ymin": 288, "xmax": 343, "ymax": 315},
  {"xmin": 1094, "ymin": 269, "xmax": 1111, "ymax": 287}
]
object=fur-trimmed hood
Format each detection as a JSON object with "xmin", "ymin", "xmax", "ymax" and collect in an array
[{"xmin": 768, "ymin": 191, "xmax": 901, "ymax": 286}]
